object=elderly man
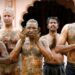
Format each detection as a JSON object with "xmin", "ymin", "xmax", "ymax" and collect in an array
[{"xmin": 0, "ymin": 7, "xmax": 20, "ymax": 75}]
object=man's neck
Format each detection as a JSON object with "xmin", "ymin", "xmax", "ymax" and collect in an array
[
  {"xmin": 5, "ymin": 24, "xmax": 13, "ymax": 31},
  {"xmin": 29, "ymin": 37, "xmax": 36, "ymax": 44},
  {"xmin": 49, "ymin": 31, "xmax": 57, "ymax": 36}
]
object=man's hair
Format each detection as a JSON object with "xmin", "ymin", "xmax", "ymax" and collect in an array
[
  {"xmin": 47, "ymin": 17, "xmax": 59, "ymax": 24},
  {"xmin": 26, "ymin": 19, "xmax": 38, "ymax": 28},
  {"xmin": 3, "ymin": 7, "xmax": 14, "ymax": 16}
]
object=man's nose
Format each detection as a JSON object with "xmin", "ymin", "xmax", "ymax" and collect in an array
[
  {"xmin": 5, "ymin": 16, "xmax": 9, "ymax": 19},
  {"xmin": 29, "ymin": 28, "xmax": 33, "ymax": 32},
  {"xmin": 51, "ymin": 24, "xmax": 54, "ymax": 26}
]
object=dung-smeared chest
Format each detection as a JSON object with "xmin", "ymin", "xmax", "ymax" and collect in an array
[
  {"xmin": 1, "ymin": 31, "xmax": 18, "ymax": 53},
  {"xmin": 1, "ymin": 31, "xmax": 17, "ymax": 41},
  {"xmin": 22, "ymin": 43, "xmax": 41, "ymax": 57}
]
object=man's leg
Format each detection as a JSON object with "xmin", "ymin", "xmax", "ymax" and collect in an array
[
  {"xmin": 0, "ymin": 67, "xmax": 4, "ymax": 75},
  {"xmin": 66, "ymin": 62, "xmax": 75, "ymax": 75}
]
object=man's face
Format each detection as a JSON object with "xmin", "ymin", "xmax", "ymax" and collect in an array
[
  {"xmin": 3, "ymin": 12, "xmax": 14, "ymax": 25},
  {"xmin": 48, "ymin": 19, "xmax": 59, "ymax": 32},
  {"xmin": 25, "ymin": 22, "xmax": 38, "ymax": 37}
]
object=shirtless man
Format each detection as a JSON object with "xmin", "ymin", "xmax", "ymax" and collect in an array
[
  {"xmin": 54, "ymin": 23, "xmax": 75, "ymax": 75},
  {"xmin": 40, "ymin": 17, "xmax": 65, "ymax": 75},
  {"xmin": 0, "ymin": 7, "xmax": 20, "ymax": 75},
  {"xmin": 7, "ymin": 19, "xmax": 53, "ymax": 75}
]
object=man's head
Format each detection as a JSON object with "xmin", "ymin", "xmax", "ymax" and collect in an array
[
  {"xmin": 25, "ymin": 19, "xmax": 40, "ymax": 39},
  {"xmin": 3, "ymin": 7, "xmax": 14, "ymax": 26},
  {"xmin": 47, "ymin": 17, "xmax": 59, "ymax": 32}
]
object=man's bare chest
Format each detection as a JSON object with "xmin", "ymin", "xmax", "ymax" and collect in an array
[{"xmin": 1, "ymin": 31, "xmax": 17, "ymax": 42}]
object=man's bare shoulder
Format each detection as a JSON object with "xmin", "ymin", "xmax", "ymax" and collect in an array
[
  {"xmin": 62, "ymin": 23, "xmax": 75, "ymax": 30},
  {"xmin": 57, "ymin": 33, "xmax": 60, "ymax": 37},
  {"xmin": 69, "ymin": 23, "xmax": 75, "ymax": 27},
  {"xmin": 61, "ymin": 24, "xmax": 69, "ymax": 34},
  {"xmin": 13, "ymin": 28, "xmax": 21, "ymax": 33},
  {"xmin": 62, "ymin": 24, "xmax": 69, "ymax": 29},
  {"xmin": 61, "ymin": 23, "xmax": 75, "ymax": 34},
  {"xmin": 0, "ymin": 28, "xmax": 5, "ymax": 32},
  {"xmin": 0, "ymin": 29, "xmax": 5, "ymax": 35},
  {"xmin": 40, "ymin": 34, "xmax": 49, "ymax": 41},
  {"xmin": 70, "ymin": 22, "xmax": 75, "ymax": 25}
]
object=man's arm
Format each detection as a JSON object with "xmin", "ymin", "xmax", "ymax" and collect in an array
[
  {"xmin": 0, "ymin": 41, "xmax": 10, "ymax": 64},
  {"xmin": 9, "ymin": 39, "xmax": 24, "ymax": 61},
  {"xmin": 54, "ymin": 44, "xmax": 75, "ymax": 54},
  {"xmin": 9, "ymin": 29, "xmax": 26, "ymax": 61},
  {"xmin": 37, "ymin": 38, "xmax": 53, "ymax": 60},
  {"xmin": 0, "ymin": 56, "xmax": 10, "ymax": 64}
]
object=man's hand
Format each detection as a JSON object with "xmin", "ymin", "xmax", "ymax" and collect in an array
[
  {"xmin": 0, "ymin": 56, "xmax": 12, "ymax": 64},
  {"xmin": 19, "ymin": 28, "xmax": 27, "ymax": 40},
  {"xmin": 33, "ymin": 30, "xmax": 40, "ymax": 42}
]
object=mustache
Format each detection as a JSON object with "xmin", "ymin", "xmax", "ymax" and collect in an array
[{"xmin": 51, "ymin": 25, "xmax": 56, "ymax": 28}]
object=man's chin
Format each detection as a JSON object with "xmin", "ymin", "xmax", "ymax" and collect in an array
[
  {"xmin": 26, "ymin": 34, "xmax": 34, "ymax": 38},
  {"xmin": 5, "ymin": 23, "xmax": 11, "ymax": 25},
  {"xmin": 50, "ymin": 29, "xmax": 57, "ymax": 32}
]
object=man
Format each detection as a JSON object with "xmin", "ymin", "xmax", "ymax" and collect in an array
[
  {"xmin": 54, "ymin": 23, "xmax": 75, "ymax": 75},
  {"xmin": 40, "ymin": 17, "xmax": 65, "ymax": 75},
  {"xmin": 0, "ymin": 7, "xmax": 20, "ymax": 75},
  {"xmin": 7, "ymin": 19, "xmax": 53, "ymax": 75}
]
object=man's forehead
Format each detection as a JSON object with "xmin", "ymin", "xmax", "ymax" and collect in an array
[
  {"xmin": 49, "ymin": 19, "xmax": 57, "ymax": 22},
  {"xmin": 26, "ymin": 19, "xmax": 38, "ymax": 28},
  {"xmin": 3, "ymin": 7, "xmax": 14, "ymax": 16},
  {"xmin": 3, "ymin": 12, "xmax": 12, "ymax": 15},
  {"xmin": 26, "ymin": 22, "xmax": 38, "ymax": 28}
]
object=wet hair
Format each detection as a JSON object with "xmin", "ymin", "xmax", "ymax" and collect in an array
[
  {"xmin": 25, "ymin": 19, "xmax": 38, "ymax": 28},
  {"xmin": 3, "ymin": 7, "xmax": 14, "ymax": 16},
  {"xmin": 47, "ymin": 17, "xmax": 59, "ymax": 24}
]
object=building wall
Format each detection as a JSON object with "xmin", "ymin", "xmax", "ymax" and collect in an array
[
  {"xmin": 0, "ymin": 0, "xmax": 5, "ymax": 24},
  {"xmin": 0, "ymin": 0, "xmax": 5, "ymax": 15},
  {"xmin": 16, "ymin": 0, "xmax": 36, "ymax": 29}
]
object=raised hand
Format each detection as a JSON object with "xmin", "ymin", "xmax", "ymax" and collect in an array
[{"xmin": 19, "ymin": 28, "xmax": 27, "ymax": 40}]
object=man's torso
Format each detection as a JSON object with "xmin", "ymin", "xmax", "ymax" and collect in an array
[
  {"xmin": 67, "ymin": 23, "xmax": 75, "ymax": 63},
  {"xmin": 0, "ymin": 29, "xmax": 19, "ymax": 53},
  {"xmin": 40, "ymin": 34, "xmax": 64, "ymax": 64},
  {"xmin": 21, "ymin": 38, "xmax": 43, "ymax": 75}
]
